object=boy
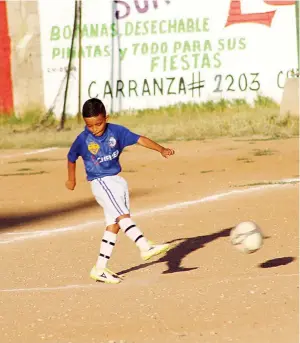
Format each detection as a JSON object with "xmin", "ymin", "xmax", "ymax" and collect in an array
[{"xmin": 66, "ymin": 98, "xmax": 175, "ymax": 284}]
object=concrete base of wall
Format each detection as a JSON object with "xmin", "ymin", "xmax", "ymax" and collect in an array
[
  {"xmin": 6, "ymin": 1, "xmax": 44, "ymax": 116},
  {"xmin": 280, "ymin": 78, "xmax": 300, "ymax": 117}
]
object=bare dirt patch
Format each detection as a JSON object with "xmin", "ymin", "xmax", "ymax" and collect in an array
[{"xmin": 0, "ymin": 137, "xmax": 298, "ymax": 343}]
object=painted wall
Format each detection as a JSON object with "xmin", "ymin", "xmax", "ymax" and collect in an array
[
  {"xmin": 3, "ymin": 0, "xmax": 298, "ymax": 116},
  {"xmin": 6, "ymin": 0, "xmax": 44, "ymax": 115},
  {"xmin": 0, "ymin": 1, "xmax": 13, "ymax": 113}
]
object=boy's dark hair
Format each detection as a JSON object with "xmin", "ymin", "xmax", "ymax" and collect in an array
[{"xmin": 82, "ymin": 98, "xmax": 106, "ymax": 118}]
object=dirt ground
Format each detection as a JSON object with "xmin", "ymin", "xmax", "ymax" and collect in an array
[{"xmin": 0, "ymin": 137, "xmax": 299, "ymax": 343}]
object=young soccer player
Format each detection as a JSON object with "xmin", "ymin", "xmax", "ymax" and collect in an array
[{"xmin": 66, "ymin": 98, "xmax": 175, "ymax": 284}]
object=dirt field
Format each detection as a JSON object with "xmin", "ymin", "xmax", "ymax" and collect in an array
[{"xmin": 0, "ymin": 137, "xmax": 299, "ymax": 343}]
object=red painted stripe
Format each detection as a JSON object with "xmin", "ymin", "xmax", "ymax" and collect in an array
[
  {"xmin": 264, "ymin": 0, "xmax": 295, "ymax": 5},
  {"xmin": 225, "ymin": 0, "xmax": 295, "ymax": 27},
  {"xmin": 0, "ymin": 1, "xmax": 13, "ymax": 114}
]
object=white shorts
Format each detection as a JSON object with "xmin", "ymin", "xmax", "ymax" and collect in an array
[{"xmin": 90, "ymin": 175, "xmax": 130, "ymax": 226}]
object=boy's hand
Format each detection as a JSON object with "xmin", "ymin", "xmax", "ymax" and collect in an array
[
  {"xmin": 161, "ymin": 147, "xmax": 175, "ymax": 159},
  {"xmin": 65, "ymin": 180, "xmax": 76, "ymax": 190},
  {"xmin": 137, "ymin": 136, "xmax": 175, "ymax": 158}
]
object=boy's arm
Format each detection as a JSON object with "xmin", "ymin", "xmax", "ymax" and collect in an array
[
  {"xmin": 137, "ymin": 136, "xmax": 175, "ymax": 158},
  {"xmin": 66, "ymin": 135, "xmax": 81, "ymax": 190},
  {"xmin": 65, "ymin": 160, "xmax": 77, "ymax": 190}
]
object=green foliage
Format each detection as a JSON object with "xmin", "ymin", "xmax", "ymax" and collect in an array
[{"xmin": 0, "ymin": 96, "xmax": 298, "ymax": 149}]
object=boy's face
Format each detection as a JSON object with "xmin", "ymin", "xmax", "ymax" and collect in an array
[{"xmin": 84, "ymin": 114, "xmax": 108, "ymax": 137}]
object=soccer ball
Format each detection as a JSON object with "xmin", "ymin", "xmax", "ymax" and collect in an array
[{"xmin": 230, "ymin": 221, "xmax": 263, "ymax": 253}]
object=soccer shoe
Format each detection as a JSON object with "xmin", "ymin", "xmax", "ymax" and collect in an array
[
  {"xmin": 90, "ymin": 266, "xmax": 122, "ymax": 284},
  {"xmin": 141, "ymin": 243, "xmax": 171, "ymax": 261}
]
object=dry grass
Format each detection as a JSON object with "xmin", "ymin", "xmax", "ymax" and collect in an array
[
  {"xmin": 232, "ymin": 180, "xmax": 300, "ymax": 188},
  {"xmin": 0, "ymin": 171, "xmax": 48, "ymax": 177},
  {"xmin": 252, "ymin": 149, "xmax": 276, "ymax": 156},
  {"xmin": 236, "ymin": 157, "xmax": 255, "ymax": 163},
  {"xmin": 0, "ymin": 98, "xmax": 298, "ymax": 149}
]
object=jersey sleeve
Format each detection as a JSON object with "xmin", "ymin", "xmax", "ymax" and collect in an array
[
  {"xmin": 67, "ymin": 135, "xmax": 82, "ymax": 163},
  {"xmin": 119, "ymin": 126, "xmax": 140, "ymax": 150}
]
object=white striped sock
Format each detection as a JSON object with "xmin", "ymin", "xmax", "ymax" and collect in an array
[
  {"xmin": 96, "ymin": 231, "xmax": 117, "ymax": 269},
  {"xmin": 119, "ymin": 218, "xmax": 151, "ymax": 252}
]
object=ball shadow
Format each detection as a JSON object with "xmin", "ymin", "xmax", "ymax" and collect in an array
[{"xmin": 258, "ymin": 257, "xmax": 296, "ymax": 269}]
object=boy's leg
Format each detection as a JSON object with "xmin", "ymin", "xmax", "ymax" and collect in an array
[
  {"xmin": 91, "ymin": 176, "xmax": 171, "ymax": 273},
  {"xmin": 90, "ymin": 220, "xmax": 122, "ymax": 284},
  {"xmin": 95, "ymin": 223, "xmax": 119, "ymax": 270},
  {"xmin": 116, "ymin": 214, "xmax": 150, "ymax": 251},
  {"xmin": 118, "ymin": 179, "xmax": 151, "ymax": 251},
  {"xmin": 117, "ymin": 214, "xmax": 171, "ymax": 261},
  {"xmin": 120, "ymin": 178, "xmax": 171, "ymax": 259},
  {"xmin": 90, "ymin": 178, "xmax": 124, "ymax": 283}
]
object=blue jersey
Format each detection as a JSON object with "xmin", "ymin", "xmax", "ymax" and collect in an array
[{"xmin": 67, "ymin": 123, "xmax": 140, "ymax": 181}]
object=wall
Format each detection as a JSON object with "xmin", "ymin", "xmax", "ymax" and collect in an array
[
  {"xmin": 6, "ymin": 0, "xmax": 44, "ymax": 115},
  {"xmin": 1, "ymin": 0, "xmax": 298, "ymax": 116},
  {"xmin": 39, "ymin": 0, "xmax": 297, "ymax": 116},
  {"xmin": 0, "ymin": 1, "xmax": 13, "ymax": 113}
]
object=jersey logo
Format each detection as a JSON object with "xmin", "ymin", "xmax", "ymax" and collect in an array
[
  {"xmin": 88, "ymin": 142, "xmax": 100, "ymax": 155},
  {"xmin": 96, "ymin": 150, "xmax": 119, "ymax": 163},
  {"xmin": 108, "ymin": 136, "xmax": 117, "ymax": 148}
]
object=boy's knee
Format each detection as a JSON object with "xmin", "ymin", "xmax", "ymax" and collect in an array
[
  {"xmin": 106, "ymin": 223, "xmax": 120, "ymax": 234},
  {"xmin": 116, "ymin": 214, "xmax": 131, "ymax": 223}
]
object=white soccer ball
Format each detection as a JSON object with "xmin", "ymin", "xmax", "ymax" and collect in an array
[{"xmin": 230, "ymin": 221, "xmax": 263, "ymax": 253}]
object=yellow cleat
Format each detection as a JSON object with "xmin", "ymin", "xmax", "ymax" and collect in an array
[
  {"xmin": 141, "ymin": 243, "xmax": 172, "ymax": 261},
  {"xmin": 90, "ymin": 266, "xmax": 122, "ymax": 284}
]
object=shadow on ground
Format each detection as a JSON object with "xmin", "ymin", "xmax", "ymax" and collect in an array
[
  {"xmin": 0, "ymin": 188, "xmax": 157, "ymax": 232},
  {"xmin": 0, "ymin": 198, "xmax": 97, "ymax": 231},
  {"xmin": 118, "ymin": 227, "xmax": 233, "ymax": 276},
  {"xmin": 258, "ymin": 257, "xmax": 296, "ymax": 268}
]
